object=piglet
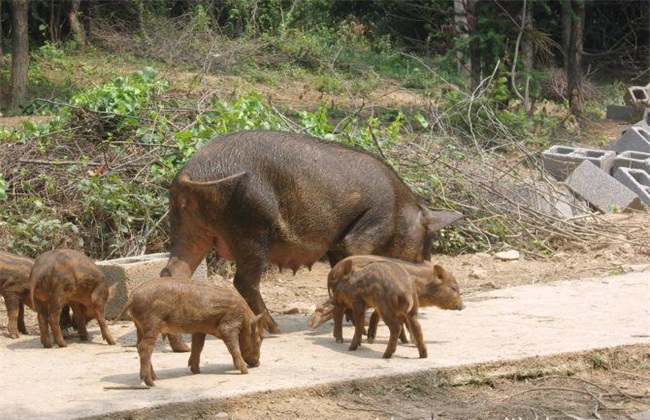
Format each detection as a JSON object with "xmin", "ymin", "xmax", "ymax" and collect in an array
[
  {"xmin": 0, "ymin": 251, "xmax": 35, "ymax": 338},
  {"xmin": 329, "ymin": 257, "xmax": 427, "ymax": 359},
  {"xmin": 30, "ymin": 249, "xmax": 116, "ymax": 348},
  {"xmin": 121, "ymin": 277, "xmax": 265, "ymax": 386}
]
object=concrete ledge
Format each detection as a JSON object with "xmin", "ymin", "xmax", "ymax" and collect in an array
[
  {"xmin": 565, "ymin": 160, "xmax": 644, "ymax": 213},
  {"xmin": 97, "ymin": 253, "xmax": 208, "ymax": 319},
  {"xmin": 614, "ymin": 167, "xmax": 650, "ymax": 205},
  {"xmin": 542, "ymin": 145, "xmax": 615, "ymax": 181}
]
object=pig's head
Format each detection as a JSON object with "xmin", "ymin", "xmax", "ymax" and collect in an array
[
  {"xmin": 418, "ymin": 264, "xmax": 465, "ymax": 311},
  {"xmin": 391, "ymin": 208, "xmax": 464, "ymax": 263},
  {"xmin": 240, "ymin": 311, "xmax": 265, "ymax": 368}
]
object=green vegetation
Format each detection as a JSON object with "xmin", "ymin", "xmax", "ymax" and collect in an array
[{"xmin": 0, "ymin": 1, "xmax": 647, "ymax": 260}]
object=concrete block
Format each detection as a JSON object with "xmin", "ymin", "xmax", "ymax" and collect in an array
[
  {"xmin": 565, "ymin": 160, "xmax": 645, "ymax": 213},
  {"xmin": 611, "ymin": 151, "xmax": 650, "ymax": 174},
  {"xmin": 605, "ymin": 105, "xmax": 637, "ymax": 122},
  {"xmin": 624, "ymin": 85, "xmax": 650, "ymax": 110},
  {"xmin": 609, "ymin": 126, "xmax": 650, "ymax": 153},
  {"xmin": 632, "ymin": 108, "xmax": 650, "ymax": 129},
  {"xmin": 614, "ymin": 167, "xmax": 650, "ymax": 205},
  {"xmin": 542, "ymin": 145, "xmax": 615, "ymax": 181},
  {"xmin": 97, "ymin": 253, "xmax": 208, "ymax": 319}
]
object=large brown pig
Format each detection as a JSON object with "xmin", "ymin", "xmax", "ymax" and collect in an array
[
  {"xmin": 329, "ymin": 258, "xmax": 427, "ymax": 358},
  {"xmin": 309, "ymin": 255, "xmax": 465, "ymax": 344},
  {"xmin": 160, "ymin": 130, "xmax": 463, "ymax": 334},
  {"xmin": 0, "ymin": 251, "xmax": 35, "ymax": 338},
  {"xmin": 122, "ymin": 278, "xmax": 265, "ymax": 386},
  {"xmin": 30, "ymin": 249, "xmax": 116, "ymax": 348}
]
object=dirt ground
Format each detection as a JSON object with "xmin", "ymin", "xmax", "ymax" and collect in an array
[{"xmin": 2, "ymin": 212, "xmax": 649, "ymax": 420}]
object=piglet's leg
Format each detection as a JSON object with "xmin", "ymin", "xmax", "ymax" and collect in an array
[
  {"xmin": 221, "ymin": 331, "xmax": 248, "ymax": 374},
  {"xmin": 4, "ymin": 297, "xmax": 20, "ymax": 338},
  {"xmin": 49, "ymin": 303, "xmax": 67, "ymax": 348},
  {"xmin": 348, "ymin": 302, "xmax": 366, "ymax": 351},
  {"xmin": 137, "ymin": 331, "xmax": 159, "ymax": 386},
  {"xmin": 18, "ymin": 303, "xmax": 27, "ymax": 335},
  {"xmin": 36, "ymin": 303, "xmax": 52, "ymax": 348},
  {"xmin": 188, "ymin": 333, "xmax": 206, "ymax": 374},
  {"xmin": 167, "ymin": 334, "xmax": 190, "ymax": 352},
  {"xmin": 70, "ymin": 304, "xmax": 88, "ymax": 341},
  {"xmin": 333, "ymin": 305, "xmax": 345, "ymax": 343},
  {"xmin": 94, "ymin": 309, "xmax": 116, "ymax": 345},
  {"xmin": 405, "ymin": 314, "xmax": 427, "ymax": 359},
  {"xmin": 367, "ymin": 310, "xmax": 380, "ymax": 344},
  {"xmin": 381, "ymin": 312, "xmax": 401, "ymax": 359}
]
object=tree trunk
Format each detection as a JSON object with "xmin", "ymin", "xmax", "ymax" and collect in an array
[
  {"xmin": 9, "ymin": 0, "xmax": 29, "ymax": 115},
  {"xmin": 454, "ymin": 0, "xmax": 472, "ymax": 87},
  {"xmin": 566, "ymin": 0, "xmax": 585, "ymax": 121},
  {"xmin": 561, "ymin": 0, "xmax": 571, "ymax": 69},
  {"xmin": 69, "ymin": 0, "xmax": 87, "ymax": 46}
]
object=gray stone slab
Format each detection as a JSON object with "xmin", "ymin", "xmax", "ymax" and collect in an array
[
  {"xmin": 611, "ymin": 150, "xmax": 650, "ymax": 174},
  {"xmin": 565, "ymin": 160, "xmax": 645, "ymax": 213},
  {"xmin": 614, "ymin": 167, "xmax": 650, "ymax": 205},
  {"xmin": 624, "ymin": 85, "xmax": 650, "ymax": 110},
  {"xmin": 542, "ymin": 145, "xmax": 615, "ymax": 181},
  {"xmin": 606, "ymin": 105, "xmax": 637, "ymax": 122},
  {"xmin": 610, "ymin": 126, "xmax": 650, "ymax": 154},
  {"xmin": 97, "ymin": 253, "xmax": 208, "ymax": 319}
]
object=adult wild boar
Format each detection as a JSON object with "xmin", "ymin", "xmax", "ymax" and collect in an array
[
  {"xmin": 30, "ymin": 249, "xmax": 116, "ymax": 348},
  {"xmin": 122, "ymin": 278, "xmax": 265, "ymax": 386},
  {"xmin": 0, "ymin": 251, "xmax": 35, "ymax": 338},
  {"xmin": 161, "ymin": 130, "xmax": 463, "ymax": 333}
]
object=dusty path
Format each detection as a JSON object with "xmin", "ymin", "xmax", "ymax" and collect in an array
[{"xmin": 1, "ymin": 272, "xmax": 648, "ymax": 420}]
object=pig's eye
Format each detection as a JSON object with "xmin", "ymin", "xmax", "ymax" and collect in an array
[{"xmin": 451, "ymin": 285, "xmax": 458, "ymax": 292}]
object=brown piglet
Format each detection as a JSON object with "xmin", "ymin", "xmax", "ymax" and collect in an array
[
  {"xmin": 328, "ymin": 258, "xmax": 427, "ymax": 359},
  {"xmin": 30, "ymin": 249, "xmax": 116, "ymax": 348},
  {"xmin": 121, "ymin": 277, "xmax": 265, "ymax": 387},
  {"xmin": 311, "ymin": 255, "xmax": 465, "ymax": 345},
  {"xmin": 0, "ymin": 251, "xmax": 35, "ymax": 338}
]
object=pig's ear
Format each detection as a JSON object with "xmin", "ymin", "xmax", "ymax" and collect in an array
[
  {"xmin": 424, "ymin": 210, "xmax": 464, "ymax": 233},
  {"xmin": 251, "ymin": 311, "xmax": 266, "ymax": 332},
  {"xmin": 433, "ymin": 264, "xmax": 447, "ymax": 282}
]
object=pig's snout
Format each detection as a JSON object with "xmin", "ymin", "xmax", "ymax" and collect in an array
[
  {"xmin": 246, "ymin": 360, "xmax": 260, "ymax": 368},
  {"xmin": 457, "ymin": 301, "xmax": 466, "ymax": 311}
]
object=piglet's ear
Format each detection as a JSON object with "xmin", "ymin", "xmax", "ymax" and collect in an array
[
  {"xmin": 424, "ymin": 210, "xmax": 464, "ymax": 233},
  {"xmin": 433, "ymin": 264, "xmax": 447, "ymax": 281},
  {"xmin": 251, "ymin": 310, "xmax": 267, "ymax": 332}
]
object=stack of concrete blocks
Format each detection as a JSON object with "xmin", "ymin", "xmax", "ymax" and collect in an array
[
  {"xmin": 541, "ymin": 145, "xmax": 646, "ymax": 213},
  {"xmin": 97, "ymin": 253, "xmax": 208, "ymax": 319}
]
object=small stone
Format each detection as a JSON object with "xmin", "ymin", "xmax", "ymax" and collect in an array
[
  {"xmin": 479, "ymin": 281, "xmax": 499, "ymax": 290},
  {"xmin": 215, "ymin": 412, "xmax": 229, "ymax": 419},
  {"xmin": 469, "ymin": 269, "xmax": 487, "ymax": 279},
  {"xmin": 282, "ymin": 307, "xmax": 300, "ymax": 315},
  {"xmin": 494, "ymin": 250, "xmax": 520, "ymax": 261}
]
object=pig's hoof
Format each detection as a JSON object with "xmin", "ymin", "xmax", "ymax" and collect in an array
[
  {"xmin": 143, "ymin": 378, "xmax": 155, "ymax": 387},
  {"xmin": 382, "ymin": 352, "xmax": 394, "ymax": 359},
  {"xmin": 336, "ymin": 338, "xmax": 344, "ymax": 343},
  {"xmin": 367, "ymin": 336, "xmax": 375, "ymax": 344},
  {"xmin": 190, "ymin": 365, "xmax": 201, "ymax": 374},
  {"xmin": 105, "ymin": 337, "xmax": 116, "ymax": 345},
  {"xmin": 9, "ymin": 333, "xmax": 19, "ymax": 339},
  {"xmin": 419, "ymin": 350, "xmax": 428, "ymax": 359},
  {"xmin": 170, "ymin": 343, "xmax": 190, "ymax": 352},
  {"xmin": 348, "ymin": 344, "xmax": 359, "ymax": 351},
  {"xmin": 57, "ymin": 342, "xmax": 68, "ymax": 348},
  {"xmin": 79, "ymin": 335, "xmax": 89, "ymax": 341}
]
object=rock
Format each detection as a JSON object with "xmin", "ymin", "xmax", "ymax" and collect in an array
[
  {"xmin": 469, "ymin": 269, "xmax": 487, "ymax": 279},
  {"xmin": 480, "ymin": 281, "xmax": 499, "ymax": 290},
  {"xmin": 494, "ymin": 250, "xmax": 520, "ymax": 261}
]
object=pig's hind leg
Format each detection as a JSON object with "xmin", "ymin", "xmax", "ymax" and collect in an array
[
  {"xmin": 188, "ymin": 333, "xmax": 207, "ymax": 374},
  {"xmin": 4, "ymin": 296, "xmax": 21, "ymax": 338},
  {"xmin": 380, "ymin": 311, "xmax": 403, "ymax": 359},
  {"xmin": 404, "ymin": 311, "xmax": 427, "ymax": 359},
  {"xmin": 136, "ymin": 326, "xmax": 159, "ymax": 386},
  {"xmin": 48, "ymin": 302, "xmax": 68, "ymax": 348},
  {"xmin": 35, "ymin": 301, "xmax": 52, "ymax": 348},
  {"xmin": 332, "ymin": 304, "xmax": 345, "ymax": 343},
  {"xmin": 70, "ymin": 303, "xmax": 88, "ymax": 341},
  {"xmin": 348, "ymin": 302, "xmax": 366, "ymax": 351},
  {"xmin": 90, "ymin": 300, "xmax": 116, "ymax": 345}
]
